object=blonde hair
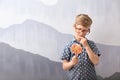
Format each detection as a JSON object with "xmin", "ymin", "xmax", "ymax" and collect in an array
[{"xmin": 74, "ymin": 14, "xmax": 92, "ymax": 28}]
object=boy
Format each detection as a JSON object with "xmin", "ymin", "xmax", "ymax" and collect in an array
[{"xmin": 61, "ymin": 14, "xmax": 101, "ymax": 80}]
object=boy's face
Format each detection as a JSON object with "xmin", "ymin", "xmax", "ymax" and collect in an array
[{"xmin": 74, "ymin": 24, "xmax": 89, "ymax": 40}]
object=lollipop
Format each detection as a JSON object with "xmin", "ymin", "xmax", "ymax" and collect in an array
[{"xmin": 71, "ymin": 43, "xmax": 82, "ymax": 56}]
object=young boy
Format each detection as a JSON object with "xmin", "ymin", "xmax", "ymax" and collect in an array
[{"xmin": 61, "ymin": 14, "xmax": 101, "ymax": 80}]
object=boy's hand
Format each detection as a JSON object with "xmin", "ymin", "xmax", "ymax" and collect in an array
[
  {"xmin": 71, "ymin": 55, "xmax": 78, "ymax": 65},
  {"xmin": 80, "ymin": 37, "xmax": 88, "ymax": 47}
]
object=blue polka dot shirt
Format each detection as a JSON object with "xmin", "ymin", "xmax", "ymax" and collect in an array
[{"xmin": 61, "ymin": 38, "xmax": 100, "ymax": 80}]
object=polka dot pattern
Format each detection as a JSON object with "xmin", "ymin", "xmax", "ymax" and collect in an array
[{"xmin": 61, "ymin": 39, "xmax": 100, "ymax": 80}]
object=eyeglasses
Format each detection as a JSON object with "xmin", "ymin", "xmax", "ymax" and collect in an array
[{"xmin": 75, "ymin": 27, "xmax": 89, "ymax": 33}]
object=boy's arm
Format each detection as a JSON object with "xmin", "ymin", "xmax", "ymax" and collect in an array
[
  {"xmin": 62, "ymin": 55, "xmax": 78, "ymax": 71},
  {"xmin": 85, "ymin": 45, "xmax": 99, "ymax": 65},
  {"xmin": 80, "ymin": 37, "xmax": 99, "ymax": 65}
]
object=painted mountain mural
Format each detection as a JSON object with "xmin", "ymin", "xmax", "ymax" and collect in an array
[
  {"xmin": 0, "ymin": 20, "xmax": 120, "ymax": 79},
  {"xmin": 96, "ymin": 43, "xmax": 120, "ymax": 78},
  {"xmin": 0, "ymin": 20, "xmax": 72, "ymax": 61},
  {"xmin": 0, "ymin": 42, "xmax": 68, "ymax": 80}
]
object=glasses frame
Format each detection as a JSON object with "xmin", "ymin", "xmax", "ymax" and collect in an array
[{"xmin": 75, "ymin": 26, "xmax": 90, "ymax": 33}]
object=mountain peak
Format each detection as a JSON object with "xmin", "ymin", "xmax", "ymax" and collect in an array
[{"xmin": 22, "ymin": 19, "xmax": 57, "ymax": 31}]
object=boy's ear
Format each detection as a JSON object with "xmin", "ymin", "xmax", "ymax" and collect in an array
[
  {"xmin": 87, "ymin": 29, "xmax": 90, "ymax": 35},
  {"xmin": 88, "ymin": 29, "xmax": 90, "ymax": 33}
]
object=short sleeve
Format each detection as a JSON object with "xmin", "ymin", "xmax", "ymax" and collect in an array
[
  {"xmin": 60, "ymin": 44, "xmax": 71, "ymax": 61},
  {"xmin": 88, "ymin": 41, "xmax": 101, "ymax": 56}
]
